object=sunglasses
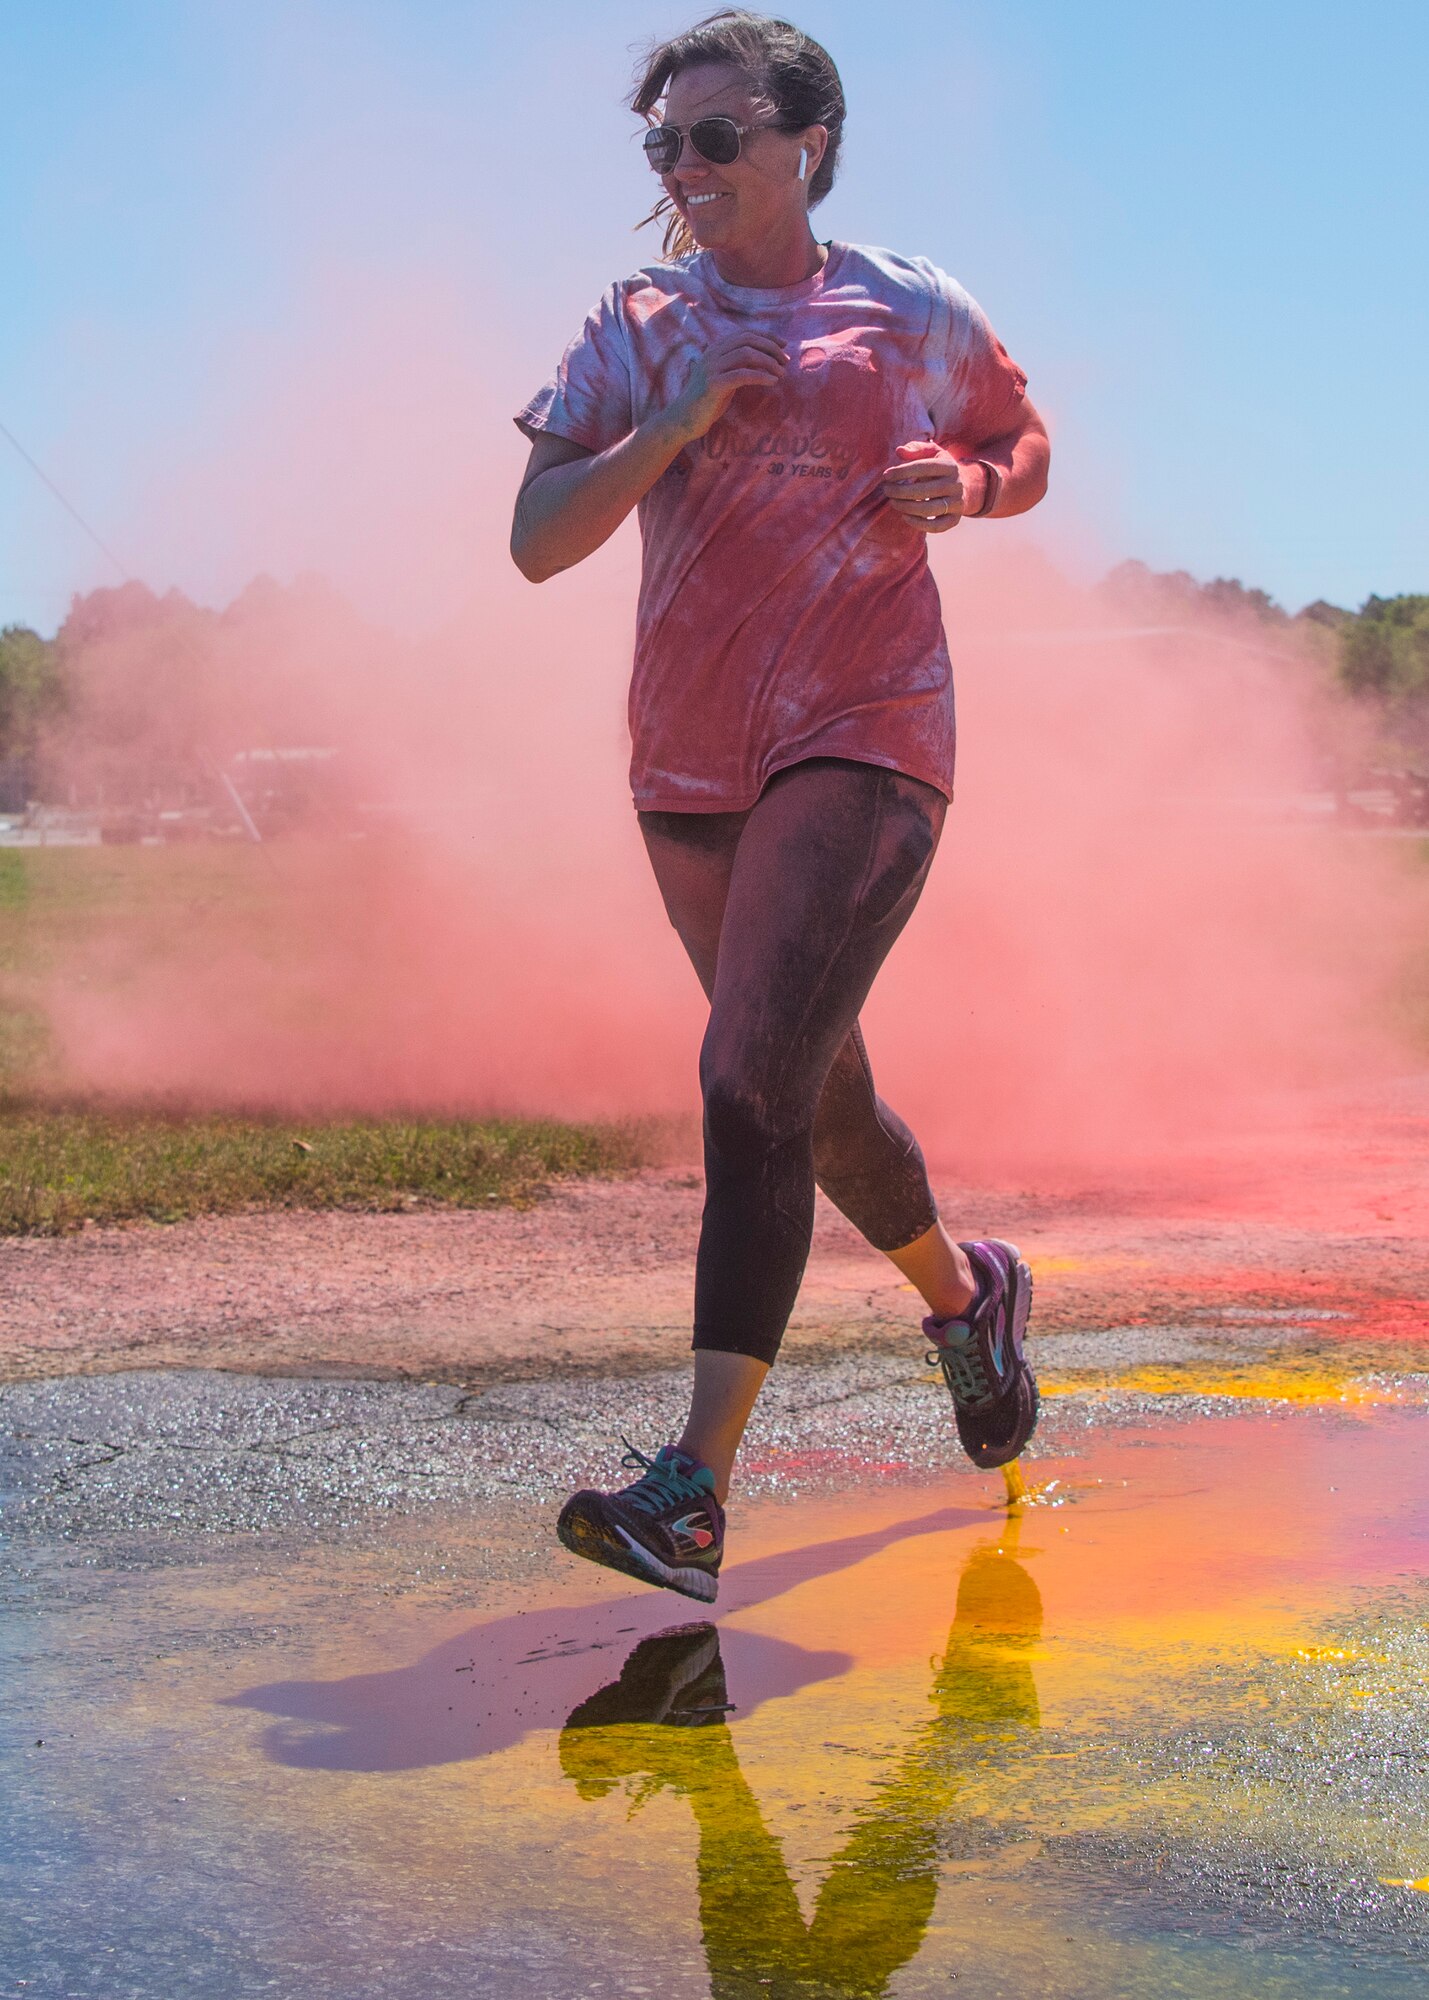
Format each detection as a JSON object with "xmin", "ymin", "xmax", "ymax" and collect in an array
[{"xmin": 642, "ymin": 116, "xmax": 784, "ymax": 175}]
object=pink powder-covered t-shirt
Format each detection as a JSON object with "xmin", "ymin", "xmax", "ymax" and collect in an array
[{"xmin": 516, "ymin": 241, "xmax": 1028, "ymax": 812}]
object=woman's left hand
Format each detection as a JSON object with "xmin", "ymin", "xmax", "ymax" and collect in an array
[{"xmin": 880, "ymin": 440, "xmax": 979, "ymax": 534}]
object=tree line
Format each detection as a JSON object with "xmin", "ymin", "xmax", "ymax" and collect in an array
[
  {"xmin": 1101, "ymin": 562, "xmax": 1429, "ymax": 766},
  {"xmin": 0, "ymin": 576, "xmax": 379, "ymax": 814}
]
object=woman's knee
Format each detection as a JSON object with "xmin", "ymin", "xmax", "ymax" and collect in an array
[
  {"xmin": 703, "ymin": 1068, "xmax": 782, "ymax": 1162},
  {"xmin": 701, "ymin": 1055, "xmax": 809, "ymax": 1166}
]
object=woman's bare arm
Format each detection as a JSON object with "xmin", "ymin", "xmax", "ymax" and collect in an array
[
  {"xmin": 511, "ymin": 422, "xmax": 687, "ymax": 583},
  {"xmin": 962, "ymin": 399, "xmax": 1051, "ymax": 517},
  {"xmin": 510, "ymin": 332, "xmax": 790, "ymax": 583},
  {"xmin": 881, "ymin": 399, "xmax": 1051, "ymax": 534}
]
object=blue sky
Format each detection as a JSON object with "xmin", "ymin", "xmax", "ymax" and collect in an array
[{"xmin": 2, "ymin": 0, "xmax": 1424, "ymax": 631}]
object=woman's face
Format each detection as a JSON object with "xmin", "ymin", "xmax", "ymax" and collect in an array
[{"xmin": 656, "ymin": 63, "xmax": 814, "ymax": 256}]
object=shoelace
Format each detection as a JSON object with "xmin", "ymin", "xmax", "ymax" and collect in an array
[
  {"xmin": 619, "ymin": 1439, "xmax": 709, "ymax": 1516},
  {"xmin": 926, "ymin": 1324, "xmax": 991, "ymax": 1406}
]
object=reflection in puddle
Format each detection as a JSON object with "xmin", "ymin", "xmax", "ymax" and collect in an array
[
  {"xmin": 224, "ymin": 1409, "xmax": 1429, "ymax": 1994},
  {"xmin": 225, "ymin": 1499, "xmax": 995, "ymax": 1770},
  {"xmin": 11, "ymin": 1408, "xmax": 1429, "ymax": 1997},
  {"xmin": 561, "ymin": 1530, "xmax": 1041, "ymax": 1998}
]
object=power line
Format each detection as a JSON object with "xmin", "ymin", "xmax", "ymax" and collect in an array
[
  {"xmin": 0, "ymin": 419, "xmax": 275, "ymax": 851},
  {"xmin": 0, "ymin": 419, "xmax": 129, "ymax": 581}
]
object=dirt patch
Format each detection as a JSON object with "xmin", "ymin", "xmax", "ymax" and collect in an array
[{"xmin": 7, "ymin": 1082, "xmax": 1429, "ymax": 1389}]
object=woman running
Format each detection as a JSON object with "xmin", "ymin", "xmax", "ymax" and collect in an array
[{"xmin": 512, "ymin": 9, "xmax": 1050, "ymax": 1603}]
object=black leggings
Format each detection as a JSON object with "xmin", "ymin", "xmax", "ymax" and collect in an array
[{"xmin": 640, "ymin": 757, "xmax": 947, "ymax": 1368}]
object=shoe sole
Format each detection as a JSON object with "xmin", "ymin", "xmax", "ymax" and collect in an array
[
  {"xmin": 952, "ymin": 1239, "xmax": 1040, "ymax": 1469},
  {"xmin": 557, "ymin": 1493, "xmax": 719, "ymax": 1604}
]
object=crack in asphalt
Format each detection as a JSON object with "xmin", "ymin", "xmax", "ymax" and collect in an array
[{"xmin": 30, "ymin": 1393, "xmax": 551, "ymax": 1488}]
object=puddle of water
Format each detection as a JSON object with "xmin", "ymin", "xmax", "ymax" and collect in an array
[{"xmin": 7, "ymin": 1407, "xmax": 1429, "ymax": 1997}]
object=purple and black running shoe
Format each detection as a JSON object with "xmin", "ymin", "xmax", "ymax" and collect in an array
[
  {"xmin": 558, "ymin": 1442, "xmax": 725, "ymax": 1603},
  {"xmin": 924, "ymin": 1238, "xmax": 1039, "ymax": 1469}
]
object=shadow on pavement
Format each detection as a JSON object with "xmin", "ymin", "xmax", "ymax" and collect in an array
[{"xmin": 226, "ymin": 1498, "xmax": 991, "ymax": 1770}]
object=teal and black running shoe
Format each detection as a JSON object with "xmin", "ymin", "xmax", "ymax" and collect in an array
[
  {"xmin": 563, "ymin": 1623, "xmax": 730, "ymax": 1734},
  {"xmin": 557, "ymin": 1442, "xmax": 725, "ymax": 1603},
  {"xmin": 559, "ymin": 1624, "xmax": 733, "ymax": 1800},
  {"xmin": 925, "ymin": 1238, "xmax": 1039, "ymax": 1469}
]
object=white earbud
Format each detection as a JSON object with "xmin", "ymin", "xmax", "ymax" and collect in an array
[{"xmin": 797, "ymin": 147, "xmax": 808, "ymax": 182}]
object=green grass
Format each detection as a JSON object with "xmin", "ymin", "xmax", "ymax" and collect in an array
[
  {"xmin": 2, "ymin": 834, "xmax": 1427, "ymax": 1235},
  {"xmin": 0, "ymin": 847, "xmax": 668, "ymax": 1232},
  {"xmin": 0, "ymin": 1103, "xmax": 658, "ymax": 1236},
  {"xmin": 0, "ymin": 843, "xmax": 301, "ymax": 1091},
  {"xmin": 0, "ymin": 849, "xmax": 28, "ymax": 908}
]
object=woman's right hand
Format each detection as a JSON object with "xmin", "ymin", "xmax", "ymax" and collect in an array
[
  {"xmin": 668, "ymin": 333, "xmax": 789, "ymax": 441},
  {"xmin": 513, "ymin": 335, "xmax": 786, "ymax": 582}
]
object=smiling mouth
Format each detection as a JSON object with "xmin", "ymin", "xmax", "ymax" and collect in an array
[{"xmin": 685, "ymin": 191, "xmax": 731, "ymax": 211}]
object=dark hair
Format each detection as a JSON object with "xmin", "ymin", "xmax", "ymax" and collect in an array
[{"xmin": 630, "ymin": 10, "xmax": 846, "ymax": 260}]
